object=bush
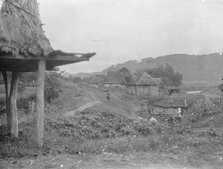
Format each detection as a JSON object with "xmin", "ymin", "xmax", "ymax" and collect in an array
[{"xmin": 45, "ymin": 72, "xmax": 62, "ymax": 103}]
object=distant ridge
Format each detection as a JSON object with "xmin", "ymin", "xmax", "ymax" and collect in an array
[{"xmin": 75, "ymin": 53, "xmax": 223, "ymax": 84}]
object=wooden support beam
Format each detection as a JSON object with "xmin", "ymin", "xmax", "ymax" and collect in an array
[
  {"xmin": 2, "ymin": 71, "xmax": 19, "ymax": 138},
  {"xmin": 2, "ymin": 71, "xmax": 10, "ymax": 130},
  {"xmin": 9, "ymin": 71, "xmax": 19, "ymax": 138},
  {"xmin": 36, "ymin": 59, "xmax": 46, "ymax": 147}
]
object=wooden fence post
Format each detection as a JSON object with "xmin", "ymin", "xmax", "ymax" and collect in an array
[{"xmin": 36, "ymin": 59, "xmax": 46, "ymax": 147}]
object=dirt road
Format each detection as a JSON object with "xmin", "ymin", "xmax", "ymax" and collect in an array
[{"xmin": 82, "ymin": 87, "xmax": 140, "ymax": 119}]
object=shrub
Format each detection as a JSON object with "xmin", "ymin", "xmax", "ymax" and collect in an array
[{"xmin": 45, "ymin": 72, "xmax": 62, "ymax": 103}]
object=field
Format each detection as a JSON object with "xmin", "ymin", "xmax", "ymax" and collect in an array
[{"xmin": 1, "ymin": 83, "xmax": 223, "ymax": 169}]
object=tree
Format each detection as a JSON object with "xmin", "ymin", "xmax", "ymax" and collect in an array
[
  {"xmin": 119, "ymin": 67, "xmax": 134, "ymax": 84},
  {"xmin": 134, "ymin": 69, "xmax": 144, "ymax": 82},
  {"xmin": 145, "ymin": 64, "xmax": 183, "ymax": 86}
]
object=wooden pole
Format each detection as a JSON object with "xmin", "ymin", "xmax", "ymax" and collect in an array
[
  {"xmin": 9, "ymin": 71, "xmax": 19, "ymax": 138},
  {"xmin": 2, "ymin": 71, "xmax": 10, "ymax": 130},
  {"xmin": 2, "ymin": 71, "xmax": 19, "ymax": 137},
  {"xmin": 31, "ymin": 100, "xmax": 35, "ymax": 117},
  {"xmin": 36, "ymin": 59, "xmax": 46, "ymax": 147}
]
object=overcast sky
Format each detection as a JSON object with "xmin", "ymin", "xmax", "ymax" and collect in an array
[{"xmin": 38, "ymin": 0, "xmax": 223, "ymax": 73}]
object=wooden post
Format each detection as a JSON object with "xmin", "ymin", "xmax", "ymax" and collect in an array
[
  {"xmin": 31, "ymin": 100, "xmax": 35, "ymax": 117},
  {"xmin": 2, "ymin": 71, "xmax": 10, "ymax": 130},
  {"xmin": 9, "ymin": 71, "xmax": 19, "ymax": 138},
  {"xmin": 36, "ymin": 59, "xmax": 46, "ymax": 147},
  {"xmin": 2, "ymin": 71, "xmax": 19, "ymax": 138}
]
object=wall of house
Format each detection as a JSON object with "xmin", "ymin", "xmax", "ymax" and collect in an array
[
  {"xmin": 150, "ymin": 86, "xmax": 159, "ymax": 96},
  {"xmin": 104, "ymin": 83, "xmax": 124, "ymax": 88}
]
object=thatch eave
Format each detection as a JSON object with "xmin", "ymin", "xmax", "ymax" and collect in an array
[{"xmin": 0, "ymin": 51, "xmax": 96, "ymax": 72}]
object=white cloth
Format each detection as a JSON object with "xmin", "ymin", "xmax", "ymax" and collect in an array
[{"xmin": 149, "ymin": 116, "xmax": 158, "ymax": 125}]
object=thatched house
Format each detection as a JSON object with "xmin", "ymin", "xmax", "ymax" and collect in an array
[
  {"xmin": 0, "ymin": 0, "xmax": 95, "ymax": 147},
  {"xmin": 152, "ymin": 97, "xmax": 187, "ymax": 117},
  {"xmin": 151, "ymin": 93, "xmax": 201, "ymax": 118},
  {"xmin": 104, "ymin": 71, "xmax": 126, "ymax": 88},
  {"xmin": 127, "ymin": 73, "xmax": 160, "ymax": 96}
]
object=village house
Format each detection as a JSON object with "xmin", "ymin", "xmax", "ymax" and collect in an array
[
  {"xmin": 104, "ymin": 71, "xmax": 126, "ymax": 88},
  {"xmin": 152, "ymin": 97, "xmax": 188, "ymax": 117},
  {"xmin": 126, "ymin": 72, "xmax": 160, "ymax": 96},
  {"xmin": 150, "ymin": 92, "xmax": 203, "ymax": 120}
]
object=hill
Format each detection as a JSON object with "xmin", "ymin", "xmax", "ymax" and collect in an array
[{"xmin": 102, "ymin": 53, "xmax": 223, "ymax": 84}]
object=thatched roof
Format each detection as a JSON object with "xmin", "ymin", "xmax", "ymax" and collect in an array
[
  {"xmin": 0, "ymin": 0, "xmax": 95, "ymax": 72},
  {"xmin": 0, "ymin": 0, "xmax": 52, "ymax": 56},
  {"xmin": 153, "ymin": 97, "xmax": 187, "ymax": 108},
  {"xmin": 153, "ymin": 94, "xmax": 202, "ymax": 108},
  {"xmin": 153, "ymin": 78, "xmax": 161, "ymax": 84},
  {"xmin": 138, "ymin": 72, "xmax": 159, "ymax": 86}
]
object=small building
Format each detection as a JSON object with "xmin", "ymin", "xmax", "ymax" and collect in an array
[
  {"xmin": 104, "ymin": 72, "xmax": 126, "ymax": 88},
  {"xmin": 152, "ymin": 97, "xmax": 188, "ymax": 117},
  {"xmin": 127, "ymin": 73, "xmax": 160, "ymax": 96}
]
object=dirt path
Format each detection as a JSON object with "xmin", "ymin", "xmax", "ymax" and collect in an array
[
  {"xmin": 82, "ymin": 87, "xmax": 140, "ymax": 119},
  {"xmin": 63, "ymin": 101, "xmax": 102, "ymax": 117}
]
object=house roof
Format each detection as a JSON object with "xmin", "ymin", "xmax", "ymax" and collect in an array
[
  {"xmin": 0, "ymin": 0, "xmax": 95, "ymax": 72},
  {"xmin": 153, "ymin": 78, "xmax": 161, "ymax": 84},
  {"xmin": 153, "ymin": 94, "xmax": 202, "ymax": 108},
  {"xmin": 104, "ymin": 72, "xmax": 126, "ymax": 84},
  {"xmin": 137, "ymin": 73, "xmax": 159, "ymax": 86},
  {"xmin": 153, "ymin": 97, "xmax": 187, "ymax": 108},
  {"xmin": 0, "ymin": 0, "xmax": 52, "ymax": 57}
]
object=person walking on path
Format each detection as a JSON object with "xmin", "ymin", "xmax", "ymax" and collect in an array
[{"xmin": 106, "ymin": 91, "xmax": 110, "ymax": 101}]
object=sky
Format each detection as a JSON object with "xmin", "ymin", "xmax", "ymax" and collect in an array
[{"xmin": 38, "ymin": 0, "xmax": 223, "ymax": 73}]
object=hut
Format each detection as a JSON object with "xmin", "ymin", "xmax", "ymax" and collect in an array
[
  {"xmin": 151, "ymin": 93, "xmax": 201, "ymax": 118},
  {"xmin": 127, "ymin": 73, "xmax": 160, "ymax": 96},
  {"xmin": 104, "ymin": 72, "xmax": 126, "ymax": 88},
  {"xmin": 0, "ymin": 0, "xmax": 95, "ymax": 147},
  {"xmin": 152, "ymin": 97, "xmax": 187, "ymax": 117}
]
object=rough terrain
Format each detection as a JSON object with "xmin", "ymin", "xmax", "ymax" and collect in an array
[{"xmin": 1, "ymin": 85, "xmax": 223, "ymax": 169}]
